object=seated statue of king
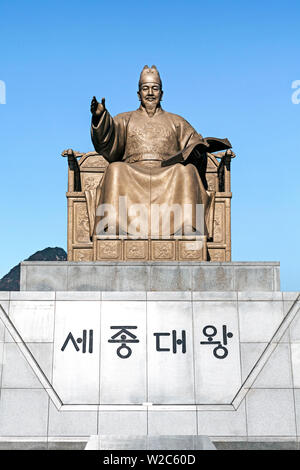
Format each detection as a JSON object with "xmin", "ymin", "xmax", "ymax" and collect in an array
[{"xmin": 89, "ymin": 65, "xmax": 229, "ymax": 239}]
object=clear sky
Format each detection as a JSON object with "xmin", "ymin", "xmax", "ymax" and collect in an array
[{"xmin": 0, "ymin": 0, "xmax": 299, "ymax": 290}]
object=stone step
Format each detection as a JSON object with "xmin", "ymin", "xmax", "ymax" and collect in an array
[{"xmin": 85, "ymin": 435, "xmax": 216, "ymax": 450}]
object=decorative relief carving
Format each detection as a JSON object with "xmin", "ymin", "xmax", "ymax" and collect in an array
[
  {"xmin": 97, "ymin": 240, "xmax": 122, "ymax": 260},
  {"xmin": 82, "ymin": 174, "xmax": 102, "ymax": 191},
  {"xmin": 213, "ymin": 203, "xmax": 224, "ymax": 243},
  {"xmin": 152, "ymin": 241, "xmax": 175, "ymax": 260},
  {"xmin": 125, "ymin": 241, "xmax": 148, "ymax": 260},
  {"xmin": 179, "ymin": 241, "xmax": 204, "ymax": 261},
  {"xmin": 208, "ymin": 248, "xmax": 225, "ymax": 261},
  {"xmin": 206, "ymin": 173, "xmax": 217, "ymax": 191},
  {"xmin": 73, "ymin": 249, "xmax": 93, "ymax": 262},
  {"xmin": 74, "ymin": 203, "xmax": 90, "ymax": 244}
]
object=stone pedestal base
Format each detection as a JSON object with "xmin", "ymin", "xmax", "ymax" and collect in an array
[{"xmin": 20, "ymin": 261, "xmax": 280, "ymax": 292}]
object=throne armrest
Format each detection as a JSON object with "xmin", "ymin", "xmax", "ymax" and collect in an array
[
  {"xmin": 216, "ymin": 150, "xmax": 236, "ymax": 193},
  {"xmin": 61, "ymin": 149, "xmax": 84, "ymax": 192}
]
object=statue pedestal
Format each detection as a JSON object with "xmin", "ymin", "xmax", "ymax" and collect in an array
[
  {"xmin": 20, "ymin": 261, "xmax": 280, "ymax": 292},
  {"xmin": 1, "ymin": 260, "xmax": 299, "ymax": 449}
]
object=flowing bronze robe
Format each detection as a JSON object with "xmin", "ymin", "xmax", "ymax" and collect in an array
[{"xmin": 89, "ymin": 106, "xmax": 214, "ymax": 237}]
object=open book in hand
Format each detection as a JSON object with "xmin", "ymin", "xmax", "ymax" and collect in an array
[{"xmin": 161, "ymin": 137, "xmax": 232, "ymax": 167}]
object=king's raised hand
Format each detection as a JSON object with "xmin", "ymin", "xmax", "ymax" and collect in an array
[{"xmin": 90, "ymin": 96, "xmax": 106, "ymax": 117}]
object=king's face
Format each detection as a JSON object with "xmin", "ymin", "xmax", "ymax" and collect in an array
[{"xmin": 138, "ymin": 82, "xmax": 163, "ymax": 110}]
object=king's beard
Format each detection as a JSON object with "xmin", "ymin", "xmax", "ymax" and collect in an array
[{"xmin": 143, "ymin": 99, "xmax": 160, "ymax": 117}]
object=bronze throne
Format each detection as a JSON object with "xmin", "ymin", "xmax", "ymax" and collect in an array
[{"xmin": 63, "ymin": 149, "xmax": 235, "ymax": 262}]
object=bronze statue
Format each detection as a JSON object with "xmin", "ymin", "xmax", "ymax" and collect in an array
[
  {"xmin": 62, "ymin": 65, "xmax": 235, "ymax": 262},
  {"xmin": 89, "ymin": 65, "xmax": 231, "ymax": 238}
]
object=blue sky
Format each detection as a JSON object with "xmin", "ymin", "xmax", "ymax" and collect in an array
[{"xmin": 0, "ymin": 0, "xmax": 299, "ymax": 290}]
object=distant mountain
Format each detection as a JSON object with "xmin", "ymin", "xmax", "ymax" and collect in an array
[{"xmin": 0, "ymin": 247, "xmax": 67, "ymax": 291}]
